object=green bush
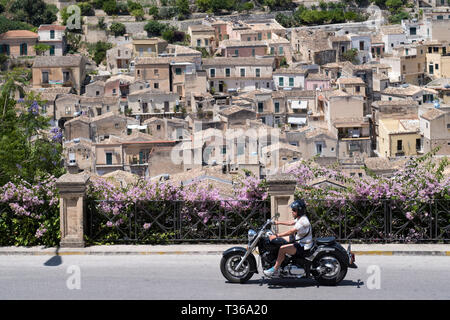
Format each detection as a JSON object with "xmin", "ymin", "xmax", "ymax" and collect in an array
[{"xmin": 110, "ymin": 22, "xmax": 126, "ymax": 37}]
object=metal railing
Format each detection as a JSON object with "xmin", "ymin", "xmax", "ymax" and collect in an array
[
  {"xmin": 85, "ymin": 199, "xmax": 449, "ymax": 244},
  {"xmin": 86, "ymin": 200, "xmax": 270, "ymax": 244},
  {"xmin": 306, "ymin": 199, "xmax": 449, "ymax": 243}
]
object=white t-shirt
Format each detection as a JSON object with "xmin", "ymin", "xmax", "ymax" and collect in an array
[{"xmin": 294, "ymin": 216, "xmax": 313, "ymax": 250}]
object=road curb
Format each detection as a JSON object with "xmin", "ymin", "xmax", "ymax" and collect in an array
[{"xmin": 0, "ymin": 251, "xmax": 449, "ymax": 256}]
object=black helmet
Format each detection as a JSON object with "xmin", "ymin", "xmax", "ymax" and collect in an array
[{"xmin": 290, "ymin": 199, "xmax": 307, "ymax": 216}]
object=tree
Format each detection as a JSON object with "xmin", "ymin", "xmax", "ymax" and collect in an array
[
  {"xmin": 240, "ymin": 2, "xmax": 254, "ymax": 13},
  {"xmin": 144, "ymin": 20, "xmax": 168, "ymax": 37},
  {"xmin": 33, "ymin": 44, "xmax": 51, "ymax": 56},
  {"xmin": 342, "ymin": 48, "xmax": 359, "ymax": 64},
  {"xmin": 148, "ymin": 5, "xmax": 159, "ymax": 17},
  {"xmin": 176, "ymin": 0, "xmax": 190, "ymax": 16},
  {"xmin": 109, "ymin": 22, "xmax": 126, "ymax": 37},
  {"xmin": 65, "ymin": 31, "xmax": 83, "ymax": 54},
  {"xmin": 9, "ymin": 0, "xmax": 57, "ymax": 27},
  {"xmin": 78, "ymin": 2, "xmax": 95, "ymax": 16},
  {"xmin": 88, "ymin": 41, "xmax": 112, "ymax": 65},
  {"xmin": 97, "ymin": 17, "xmax": 107, "ymax": 30},
  {"xmin": 131, "ymin": 9, "xmax": 145, "ymax": 21},
  {"xmin": 102, "ymin": 0, "xmax": 118, "ymax": 15},
  {"xmin": 0, "ymin": 70, "xmax": 65, "ymax": 185}
]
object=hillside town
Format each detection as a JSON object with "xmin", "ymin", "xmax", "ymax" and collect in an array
[{"xmin": 1, "ymin": 0, "xmax": 450, "ymax": 189}]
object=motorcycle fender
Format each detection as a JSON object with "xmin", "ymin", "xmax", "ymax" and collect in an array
[
  {"xmin": 222, "ymin": 247, "xmax": 258, "ymax": 273},
  {"xmin": 305, "ymin": 246, "xmax": 336, "ymax": 262}
]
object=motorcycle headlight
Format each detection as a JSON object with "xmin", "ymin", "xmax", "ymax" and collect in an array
[{"xmin": 248, "ymin": 229, "xmax": 257, "ymax": 242}]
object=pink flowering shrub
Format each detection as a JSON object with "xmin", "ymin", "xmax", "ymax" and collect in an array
[
  {"xmin": 0, "ymin": 175, "xmax": 60, "ymax": 246},
  {"xmin": 85, "ymin": 173, "xmax": 269, "ymax": 244},
  {"xmin": 287, "ymin": 153, "xmax": 449, "ymax": 242}
]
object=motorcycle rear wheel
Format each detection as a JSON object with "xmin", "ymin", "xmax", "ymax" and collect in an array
[
  {"xmin": 312, "ymin": 252, "xmax": 348, "ymax": 286},
  {"xmin": 220, "ymin": 252, "xmax": 254, "ymax": 284}
]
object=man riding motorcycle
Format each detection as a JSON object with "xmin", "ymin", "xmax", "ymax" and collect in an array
[{"xmin": 263, "ymin": 199, "xmax": 313, "ymax": 278}]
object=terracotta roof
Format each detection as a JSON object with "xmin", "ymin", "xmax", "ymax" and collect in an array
[
  {"xmin": 421, "ymin": 108, "xmax": 446, "ymax": 121},
  {"xmin": 33, "ymin": 55, "xmax": 84, "ymax": 68},
  {"xmin": 0, "ymin": 30, "xmax": 38, "ymax": 39},
  {"xmin": 38, "ymin": 25, "xmax": 66, "ymax": 31},
  {"xmin": 188, "ymin": 25, "xmax": 215, "ymax": 32},
  {"xmin": 306, "ymin": 73, "xmax": 330, "ymax": 81},
  {"xmin": 202, "ymin": 57, "xmax": 275, "ymax": 67},
  {"xmin": 381, "ymin": 25, "xmax": 405, "ymax": 35},
  {"xmin": 337, "ymin": 77, "xmax": 365, "ymax": 85}
]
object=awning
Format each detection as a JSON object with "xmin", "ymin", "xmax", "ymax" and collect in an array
[
  {"xmin": 291, "ymin": 100, "xmax": 308, "ymax": 109},
  {"xmin": 288, "ymin": 117, "xmax": 307, "ymax": 125}
]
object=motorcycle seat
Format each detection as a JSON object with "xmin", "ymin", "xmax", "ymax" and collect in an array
[{"xmin": 315, "ymin": 237, "xmax": 336, "ymax": 245}]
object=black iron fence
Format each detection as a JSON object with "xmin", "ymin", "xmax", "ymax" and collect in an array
[
  {"xmin": 86, "ymin": 200, "xmax": 270, "ymax": 244},
  {"xmin": 85, "ymin": 199, "xmax": 449, "ymax": 244},
  {"xmin": 307, "ymin": 199, "xmax": 449, "ymax": 243}
]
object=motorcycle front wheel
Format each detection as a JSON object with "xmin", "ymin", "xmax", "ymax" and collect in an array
[{"xmin": 220, "ymin": 251, "xmax": 254, "ymax": 284}]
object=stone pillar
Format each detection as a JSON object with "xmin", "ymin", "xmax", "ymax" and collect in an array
[
  {"xmin": 266, "ymin": 173, "xmax": 297, "ymax": 234},
  {"xmin": 56, "ymin": 173, "xmax": 90, "ymax": 248}
]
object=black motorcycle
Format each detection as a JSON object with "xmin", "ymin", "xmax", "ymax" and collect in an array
[{"xmin": 220, "ymin": 214, "xmax": 357, "ymax": 285}]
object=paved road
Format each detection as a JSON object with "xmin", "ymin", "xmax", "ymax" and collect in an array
[{"xmin": 0, "ymin": 254, "xmax": 449, "ymax": 300}]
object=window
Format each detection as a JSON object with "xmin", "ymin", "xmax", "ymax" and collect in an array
[
  {"xmin": 258, "ymin": 102, "xmax": 264, "ymax": 113},
  {"xmin": 210, "ymin": 68, "xmax": 215, "ymax": 77},
  {"xmin": 356, "ymin": 86, "xmax": 360, "ymax": 92},
  {"xmin": 175, "ymin": 68, "xmax": 182, "ymax": 75},
  {"xmin": 50, "ymin": 30, "xmax": 55, "ymax": 39},
  {"xmin": 106, "ymin": 152, "xmax": 113, "ymax": 165},
  {"xmin": 20, "ymin": 43, "xmax": 27, "ymax": 56},
  {"xmin": 416, "ymin": 138, "xmax": 421, "ymax": 150},
  {"xmin": 315, "ymin": 143, "xmax": 323, "ymax": 155},
  {"xmin": 234, "ymin": 49, "xmax": 239, "ymax": 56},
  {"xmin": 275, "ymin": 102, "xmax": 280, "ymax": 113},
  {"xmin": 279, "ymin": 46, "xmax": 283, "ymax": 55},
  {"xmin": 410, "ymin": 27, "xmax": 416, "ymax": 35},
  {"xmin": 50, "ymin": 45, "xmax": 55, "ymax": 56},
  {"xmin": 63, "ymin": 71, "xmax": 70, "ymax": 83},
  {"xmin": 154, "ymin": 69, "xmax": 159, "ymax": 75},
  {"xmin": 96, "ymin": 91, "xmax": 100, "ymax": 96},
  {"xmin": 270, "ymin": 47, "xmax": 274, "ymax": 55},
  {"xmin": 65, "ymin": 106, "xmax": 71, "ymax": 115},
  {"xmin": 435, "ymin": 64, "xmax": 439, "ymax": 70},
  {"xmin": 225, "ymin": 68, "xmax": 230, "ymax": 77},
  {"xmin": 205, "ymin": 39, "xmax": 208, "ymax": 46},
  {"xmin": 139, "ymin": 48, "xmax": 143, "ymax": 56},
  {"xmin": 437, "ymin": 15, "xmax": 444, "ymax": 20},
  {"xmin": 405, "ymin": 49, "xmax": 409, "ymax": 55},
  {"xmin": 397, "ymin": 140, "xmax": 403, "ymax": 151},
  {"xmin": 197, "ymin": 39, "xmax": 201, "ymax": 47},
  {"xmin": 157, "ymin": 125, "xmax": 161, "ymax": 130},
  {"xmin": 41, "ymin": 105, "xmax": 47, "ymax": 115},
  {"xmin": 154, "ymin": 82, "xmax": 159, "ymax": 89},
  {"xmin": 267, "ymin": 32, "xmax": 271, "ymax": 39},
  {"xmin": 252, "ymin": 48, "xmax": 255, "ymax": 57},
  {"xmin": 42, "ymin": 72, "xmax": 49, "ymax": 84},
  {"xmin": 289, "ymin": 77, "xmax": 294, "ymax": 87},
  {"xmin": 257, "ymin": 33, "xmax": 262, "ymax": 40},
  {"xmin": 255, "ymin": 68, "xmax": 260, "ymax": 78},
  {"xmin": 359, "ymin": 41, "xmax": 364, "ymax": 51},
  {"xmin": 279, "ymin": 77, "xmax": 284, "ymax": 86},
  {"xmin": 240, "ymin": 68, "xmax": 245, "ymax": 77}
]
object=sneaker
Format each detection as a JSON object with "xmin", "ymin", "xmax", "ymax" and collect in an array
[{"xmin": 263, "ymin": 267, "xmax": 280, "ymax": 277}]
